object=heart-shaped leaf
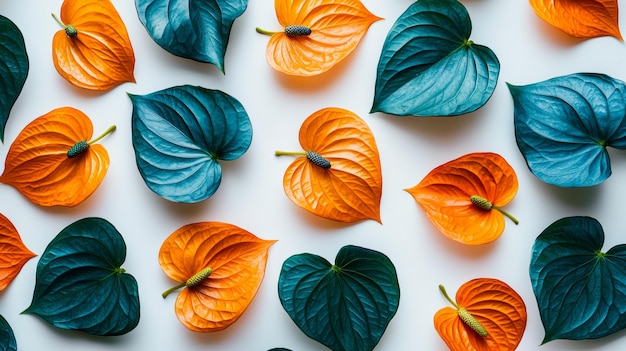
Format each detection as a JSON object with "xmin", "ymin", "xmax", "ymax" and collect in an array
[
  {"xmin": 0, "ymin": 315, "xmax": 16, "ymax": 351},
  {"xmin": 256, "ymin": 0, "xmax": 382, "ymax": 76},
  {"xmin": 0, "ymin": 15, "xmax": 28, "ymax": 143},
  {"xmin": 135, "ymin": 0, "xmax": 247, "ymax": 71},
  {"xmin": 530, "ymin": 216, "xmax": 626, "ymax": 342},
  {"xmin": 0, "ymin": 107, "xmax": 115, "ymax": 207},
  {"xmin": 23, "ymin": 217, "xmax": 140, "ymax": 336},
  {"xmin": 0, "ymin": 212, "xmax": 36, "ymax": 292},
  {"xmin": 159, "ymin": 222, "xmax": 276, "ymax": 332},
  {"xmin": 405, "ymin": 152, "xmax": 519, "ymax": 245},
  {"xmin": 371, "ymin": 0, "xmax": 499, "ymax": 117},
  {"xmin": 529, "ymin": 0, "xmax": 622, "ymax": 39},
  {"xmin": 435, "ymin": 278, "xmax": 527, "ymax": 351},
  {"xmin": 129, "ymin": 85, "xmax": 252, "ymax": 203},
  {"xmin": 275, "ymin": 107, "xmax": 382, "ymax": 223},
  {"xmin": 278, "ymin": 245, "xmax": 400, "ymax": 351},
  {"xmin": 509, "ymin": 73, "xmax": 626, "ymax": 187},
  {"xmin": 52, "ymin": 0, "xmax": 135, "ymax": 90}
]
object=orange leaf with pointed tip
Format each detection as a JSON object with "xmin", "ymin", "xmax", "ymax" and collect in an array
[
  {"xmin": 0, "ymin": 213, "xmax": 35, "ymax": 292},
  {"xmin": 435, "ymin": 278, "xmax": 527, "ymax": 351},
  {"xmin": 258, "ymin": 0, "xmax": 382, "ymax": 76},
  {"xmin": 276, "ymin": 107, "xmax": 382, "ymax": 223},
  {"xmin": 52, "ymin": 0, "xmax": 135, "ymax": 90},
  {"xmin": 529, "ymin": 0, "xmax": 622, "ymax": 40},
  {"xmin": 405, "ymin": 152, "xmax": 518, "ymax": 245},
  {"xmin": 0, "ymin": 107, "xmax": 114, "ymax": 207},
  {"xmin": 159, "ymin": 222, "xmax": 276, "ymax": 332}
]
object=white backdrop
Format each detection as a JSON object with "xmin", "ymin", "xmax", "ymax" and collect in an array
[{"xmin": 2, "ymin": 0, "xmax": 626, "ymax": 350}]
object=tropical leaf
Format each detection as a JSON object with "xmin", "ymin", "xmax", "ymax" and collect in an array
[
  {"xmin": 159, "ymin": 222, "xmax": 276, "ymax": 332},
  {"xmin": 135, "ymin": 0, "xmax": 247, "ymax": 71},
  {"xmin": 0, "ymin": 212, "xmax": 36, "ymax": 292},
  {"xmin": 278, "ymin": 245, "xmax": 400, "ymax": 351},
  {"xmin": 508, "ymin": 73, "xmax": 626, "ymax": 187},
  {"xmin": 530, "ymin": 216, "xmax": 626, "ymax": 342},
  {"xmin": 52, "ymin": 0, "xmax": 135, "ymax": 90},
  {"xmin": 371, "ymin": 0, "xmax": 499, "ymax": 116},
  {"xmin": 23, "ymin": 217, "xmax": 140, "ymax": 336},
  {"xmin": 435, "ymin": 278, "xmax": 527, "ymax": 351},
  {"xmin": 129, "ymin": 85, "xmax": 252, "ymax": 203},
  {"xmin": 256, "ymin": 0, "xmax": 382, "ymax": 76},
  {"xmin": 0, "ymin": 315, "xmax": 16, "ymax": 351},
  {"xmin": 529, "ymin": 0, "xmax": 622, "ymax": 39},
  {"xmin": 405, "ymin": 152, "xmax": 518, "ymax": 245},
  {"xmin": 275, "ymin": 107, "xmax": 382, "ymax": 223},
  {"xmin": 0, "ymin": 107, "xmax": 115, "ymax": 207},
  {"xmin": 0, "ymin": 15, "xmax": 29, "ymax": 143}
]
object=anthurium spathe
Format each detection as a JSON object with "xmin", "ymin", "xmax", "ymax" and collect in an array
[
  {"xmin": 256, "ymin": 0, "xmax": 382, "ymax": 76},
  {"xmin": 52, "ymin": 0, "xmax": 135, "ymax": 90},
  {"xmin": 0, "ymin": 213, "xmax": 35, "ymax": 292},
  {"xmin": 435, "ymin": 278, "xmax": 527, "ymax": 351},
  {"xmin": 405, "ymin": 152, "xmax": 518, "ymax": 245},
  {"xmin": 275, "ymin": 107, "xmax": 382, "ymax": 223},
  {"xmin": 159, "ymin": 222, "xmax": 276, "ymax": 332},
  {"xmin": 0, "ymin": 107, "xmax": 115, "ymax": 207}
]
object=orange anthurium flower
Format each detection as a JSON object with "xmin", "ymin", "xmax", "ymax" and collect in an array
[
  {"xmin": 435, "ymin": 278, "xmax": 527, "ymax": 351},
  {"xmin": 0, "ymin": 107, "xmax": 115, "ymax": 207},
  {"xmin": 52, "ymin": 0, "xmax": 135, "ymax": 90},
  {"xmin": 276, "ymin": 107, "xmax": 382, "ymax": 223},
  {"xmin": 529, "ymin": 0, "xmax": 622, "ymax": 40},
  {"xmin": 159, "ymin": 222, "xmax": 276, "ymax": 332},
  {"xmin": 0, "ymin": 213, "xmax": 36, "ymax": 292},
  {"xmin": 405, "ymin": 152, "xmax": 518, "ymax": 245},
  {"xmin": 256, "ymin": 0, "xmax": 382, "ymax": 76}
]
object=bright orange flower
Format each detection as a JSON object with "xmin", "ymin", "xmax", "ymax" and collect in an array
[{"xmin": 0, "ymin": 213, "xmax": 36, "ymax": 292}]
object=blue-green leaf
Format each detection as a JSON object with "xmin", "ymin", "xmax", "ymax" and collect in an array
[
  {"xmin": 135, "ymin": 0, "xmax": 247, "ymax": 71},
  {"xmin": 509, "ymin": 73, "xmax": 626, "ymax": 187},
  {"xmin": 129, "ymin": 85, "xmax": 252, "ymax": 203},
  {"xmin": 23, "ymin": 217, "xmax": 140, "ymax": 336},
  {"xmin": 0, "ymin": 15, "xmax": 29, "ymax": 143},
  {"xmin": 0, "ymin": 315, "xmax": 16, "ymax": 351},
  {"xmin": 371, "ymin": 0, "xmax": 499, "ymax": 117},
  {"xmin": 530, "ymin": 216, "xmax": 626, "ymax": 343},
  {"xmin": 278, "ymin": 245, "xmax": 400, "ymax": 351}
]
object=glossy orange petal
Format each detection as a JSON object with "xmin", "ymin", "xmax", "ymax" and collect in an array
[
  {"xmin": 435, "ymin": 278, "xmax": 527, "ymax": 351},
  {"xmin": 405, "ymin": 152, "xmax": 518, "ymax": 245},
  {"xmin": 52, "ymin": 0, "xmax": 135, "ymax": 90},
  {"xmin": 278, "ymin": 107, "xmax": 382, "ymax": 223},
  {"xmin": 0, "ymin": 213, "xmax": 36, "ymax": 292},
  {"xmin": 262, "ymin": 0, "xmax": 382, "ymax": 76},
  {"xmin": 159, "ymin": 222, "xmax": 276, "ymax": 332},
  {"xmin": 0, "ymin": 107, "xmax": 113, "ymax": 207},
  {"xmin": 529, "ymin": 0, "xmax": 622, "ymax": 39}
]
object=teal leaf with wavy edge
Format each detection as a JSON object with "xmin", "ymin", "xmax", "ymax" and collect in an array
[
  {"xmin": 278, "ymin": 245, "xmax": 400, "ymax": 351},
  {"xmin": 0, "ymin": 315, "xmax": 16, "ymax": 351},
  {"xmin": 129, "ymin": 85, "xmax": 252, "ymax": 203},
  {"xmin": 371, "ymin": 0, "xmax": 499, "ymax": 117},
  {"xmin": 530, "ymin": 216, "xmax": 626, "ymax": 343},
  {"xmin": 22, "ymin": 217, "xmax": 140, "ymax": 336}
]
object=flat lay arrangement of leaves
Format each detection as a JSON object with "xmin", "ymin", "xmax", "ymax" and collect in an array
[{"xmin": 2, "ymin": 0, "xmax": 626, "ymax": 350}]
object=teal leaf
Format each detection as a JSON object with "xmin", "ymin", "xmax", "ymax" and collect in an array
[
  {"xmin": 135, "ymin": 0, "xmax": 248, "ymax": 71},
  {"xmin": 371, "ymin": 0, "xmax": 499, "ymax": 117},
  {"xmin": 278, "ymin": 245, "xmax": 400, "ymax": 351},
  {"xmin": 129, "ymin": 85, "xmax": 252, "ymax": 203},
  {"xmin": 0, "ymin": 15, "xmax": 29, "ymax": 142},
  {"xmin": 509, "ymin": 73, "xmax": 626, "ymax": 187},
  {"xmin": 0, "ymin": 315, "xmax": 16, "ymax": 351},
  {"xmin": 23, "ymin": 218, "xmax": 140, "ymax": 336},
  {"xmin": 530, "ymin": 216, "xmax": 626, "ymax": 343}
]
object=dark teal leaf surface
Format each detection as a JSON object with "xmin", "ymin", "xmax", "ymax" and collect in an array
[
  {"xmin": 530, "ymin": 216, "xmax": 626, "ymax": 343},
  {"xmin": 135, "ymin": 0, "xmax": 247, "ymax": 71},
  {"xmin": 371, "ymin": 0, "xmax": 499, "ymax": 117},
  {"xmin": 278, "ymin": 245, "xmax": 400, "ymax": 351},
  {"xmin": 23, "ymin": 218, "xmax": 140, "ymax": 336},
  {"xmin": 509, "ymin": 73, "xmax": 626, "ymax": 187},
  {"xmin": 0, "ymin": 315, "xmax": 16, "ymax": 351},
  {"xmin": 129, "ymin": 85, "xmax": 252, "ymax": 203},
  {"xmin": 0, "ymin": 15, "xmax": 29, "ymax": 143}
]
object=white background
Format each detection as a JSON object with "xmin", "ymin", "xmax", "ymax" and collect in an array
[{"xmin": 2, "ymin": 0, "xmax": 626, "ymax": 350}]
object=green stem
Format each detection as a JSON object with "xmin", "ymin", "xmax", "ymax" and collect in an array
[
  {"xmin": 275, "ymin": 150, "xmax": 306, "ymax": 157},
  {"xmin": 162, "ymin": 282, "xmax": 186, "ymax": 298},
  {"xmin": 51, "ymin": 13, "xmax": 65, "ymax": 28},
  {"xmin": 256, "ymin": 27, "xmax": 278, "ymax": 36},
  {"xmin": 492, "ymin": 205, "xmax": 519, "ymax": 225},
  {"xmin": 162, "ymin": 267, "xmax": 212, "ymax": 299},
  {"xmin": 438, "ymin": 284, "xmax": 460, "ymax": 309},
  {"xmin": 88, "ymin": 125, "xmax": 116, "ymax": 145}
]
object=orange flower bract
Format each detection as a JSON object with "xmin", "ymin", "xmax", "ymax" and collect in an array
[{"xmin": 0, "ymin": 213, "xmax": 36, "ymax": 292}]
